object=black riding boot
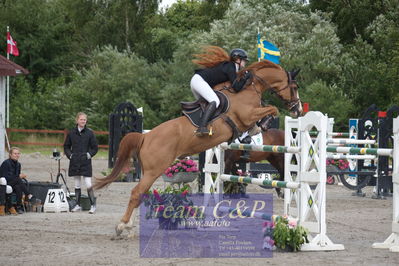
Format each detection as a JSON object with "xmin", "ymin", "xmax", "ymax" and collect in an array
[
  {"xmin": 240, "ymin": 135, "xmax": 252, "ymax": 160},
  {"xmin": 87, "ymin": 188, "xmax": 96, "ymax": 214},
  {"xmin": 72, "ymin": 188, "xmax": 82, "ymax": 212},
  {"xmin": 195, "ymin": 101, "xmax": 217, "ymax": 137},
  {"xmin": 87, "ymin": 188, "xmax": 95, "ymax": 207}
]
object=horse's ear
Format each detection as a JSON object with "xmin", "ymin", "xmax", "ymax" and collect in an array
[{"xmin": 291, "ymin": 69, "xmax": 300, "ymax": 79}]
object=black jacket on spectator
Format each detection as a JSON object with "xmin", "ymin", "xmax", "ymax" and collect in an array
[
  {"xmin": 0, "ymin": 158, "xmax": 21, "ymax": 184},
  {"xmin": 64, "ymin": 126, "xmax": 98, "ymax": 177}
]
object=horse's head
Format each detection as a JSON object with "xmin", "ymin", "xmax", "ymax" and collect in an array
[
  {"xmin": 272, "ymin": 69, "xmax": 302, "ymax": 118},
  {"xmin": 246, "ymin": 61, "xmax": 303, "ymax": 118}
]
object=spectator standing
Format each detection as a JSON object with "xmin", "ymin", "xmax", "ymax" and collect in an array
[{"xmin": 64, "ymin": 112, "xmax": 98, "ymax": 214}]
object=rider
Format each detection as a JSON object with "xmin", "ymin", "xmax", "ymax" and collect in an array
[{"xmin": 191, "ymin": 46, "xmax": 252, "ymax": 136}]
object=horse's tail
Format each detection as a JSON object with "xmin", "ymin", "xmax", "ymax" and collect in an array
[{"xmin": 94, "ymin": 132, "xmax": 144, "ymax": 190}]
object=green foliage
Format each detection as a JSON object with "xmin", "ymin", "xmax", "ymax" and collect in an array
[
  {"xmin": 309, "ymin": 0, "xmax": 396, "ymax": 44},
  {"xmin": 302, "ymin": 81, "xmax": 355, "ymax": 130},
  {"xmin": 10, "ymin": 77, "xmax": 66, "ymax": 129},
  {"xmin": 58, "ymin": 46, "xmax": 164, "ymax": 129}
]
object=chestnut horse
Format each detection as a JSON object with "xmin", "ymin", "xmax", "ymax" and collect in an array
[
  {"xmin": 224, "ymin": 128, "xmax": 285, "ymax": 197},
  {"xmin": 94, "ymin": 60, "xmax": 302, "ymax": 237}
]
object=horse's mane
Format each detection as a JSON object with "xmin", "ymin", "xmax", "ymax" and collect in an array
[
  {"xmin": 236, "ymin": 60, "xmax": 284, "ymax": 79},
  {"xmin": 244, "ymin": 60, "xmax": 283, "ymax": 73},
  {"xmin": 192, "ymin": 46, "xmax": 230, "ymax": 68}
]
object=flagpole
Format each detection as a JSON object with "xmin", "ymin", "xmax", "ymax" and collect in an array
[
  {"xmin": 257, "ymin": 27, "xmax": 260, "ymax": 62},
  {"xmin": 6, "ymin": 26, "xmax": 9, "ymax": 128}
]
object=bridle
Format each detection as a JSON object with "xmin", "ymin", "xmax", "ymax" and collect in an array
[{"xmin": 251, "ymin": 70, "xmax": 301, "ymax": 113}]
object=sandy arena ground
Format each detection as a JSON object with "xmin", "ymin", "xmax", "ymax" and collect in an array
[{"xmin": 0, "ymin": 153, "xmax": 398, "ymax": 265}]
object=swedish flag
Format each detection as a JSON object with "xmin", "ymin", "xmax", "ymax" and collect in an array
[{"xmin": 257, "ymin": 34, "xmax": 280, "ymax": 64}]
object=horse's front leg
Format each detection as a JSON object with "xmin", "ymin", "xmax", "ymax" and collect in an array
[
  {"xmin": 115, "ymin": 175, "xmax": 158, "ymax": 238},
  {"xmin": 114, "ymin": 185, "xmax": 142, "ymax": 239},
  {"xmin": 250, "ymin": 105, "xmax": 279, "ymax": 123}
]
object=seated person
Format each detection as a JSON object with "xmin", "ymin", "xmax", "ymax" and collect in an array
[{"xmin": 0, "ymin": 147, "xmax": 34, "ymax": 215}]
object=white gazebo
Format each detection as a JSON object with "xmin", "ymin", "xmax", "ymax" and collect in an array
[{"xmin": 0, "ymin": 54, "xmax": 28, "ymax": 162}]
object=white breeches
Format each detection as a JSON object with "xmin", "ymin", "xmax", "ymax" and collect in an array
[
  {"xmin": 190, "ymin": 74, "xmax": 220, "ymax": 107},
  {"xmin": 73, "ymin": 176, "xmax": 92, "ymax": 189},
  {"xmin": 0, "ymin": 177, "xmax": 13, "ymax": 194}
]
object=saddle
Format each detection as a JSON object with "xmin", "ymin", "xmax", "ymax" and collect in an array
[{"xmin": 181, "ymin": 91, "xmax": 230, "ymax": 128}]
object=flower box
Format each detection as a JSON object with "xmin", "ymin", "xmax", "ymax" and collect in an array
[
  {"xmin": 162, "ymin": 172, "xmax": 198, "ymax": 184},
  {"xmin": 162, "ymin": 158, "xmax": 199, "ymax": 184}
]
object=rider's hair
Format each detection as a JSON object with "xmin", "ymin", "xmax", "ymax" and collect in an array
[{"xmin": 192, "ymin": 46, "xmax": 230, "ymax": 68}]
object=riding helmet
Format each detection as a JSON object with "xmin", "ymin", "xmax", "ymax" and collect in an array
[{"xmin": 230, "ymin": 48, "xmax": 248, "ymax": 61}]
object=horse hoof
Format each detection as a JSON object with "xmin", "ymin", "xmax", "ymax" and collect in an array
[
  {"xmin": 115, "ymin": 222, "xmax": 126, "ymax": 236},
  {"xmin": 125, "ymin": 220, "xmax": 134, "ymax": 230}
]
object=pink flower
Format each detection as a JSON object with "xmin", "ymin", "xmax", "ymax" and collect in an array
[
  {"xmin": 181, "ymin": 190, "xmax": 188, "ymax": 196},
  {"xmin": 288, "ymin": 219, "xmax": 297, "ymax": 228},
  {"xmin": 164, "ymin": 167, "xmax": 172, "ymax": 175},
  {"xmin": 263, "ymin": 221, "xmax": 274, "ymax": 228}
]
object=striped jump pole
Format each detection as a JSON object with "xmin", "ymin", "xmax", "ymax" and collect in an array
[
  {"xmin": 326, "ymin": 146, "xmax": 393, "ymax": 156},
  {"xmin": 217, "ymin": 206, "xmax": 295, "ymax": 223},
  {"xmin": 220, "ymin": 143, "xmax": 300, "ymax": 154},
  {"xmin": 220, "ymin": 174, "xmax": 300, "ymax": 189},
  {"xmin": 327, "ymin": 138, "xmax": 376, "ymax": 145},
  {"xmin": 310, "ymin": 131, "xmax": 350, "ymax": 137},
  {"xmin": 327, "ymin": 154, "xmax": 376, "ymax": 160}
]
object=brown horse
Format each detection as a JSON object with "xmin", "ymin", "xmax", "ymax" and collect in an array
[
  {"xmin": 94, "ymin": 60, "xmax": 302, "ymax": 237},
  {"xmin": 224, "ymin": 128, "xmax": 285, "ymax": 197}
]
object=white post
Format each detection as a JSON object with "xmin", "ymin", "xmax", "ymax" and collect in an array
[
  {"xmin": 6, "ymin": 26, "xmax": 10, "ymax": 128},
  {"xmin": 372, "ymin": 116, "xmax": 399, "ymax": 252},
  {"xmin": 299, "ymin": 111, "xmax": 344, "ymax": 251},
  {"xmin": 284, "ymin": 116, "xmax": 301, "ymax": 217},
  {"xmin": 0, "ymin": 76, "xmax": 5, "ymax": 162},
  {"xmin": 203, "ymin": 146, "xmax": 224, "ymax": 207}
]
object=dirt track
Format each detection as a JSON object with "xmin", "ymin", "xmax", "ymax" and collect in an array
[{"xmin": 0, "ymin": 154, "xmax": 398, "ymax": 265}]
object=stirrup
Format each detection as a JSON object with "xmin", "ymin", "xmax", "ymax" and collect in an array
[{"xmin": 195, "ymin": 127, "xmax": 209, "ymax": 137}]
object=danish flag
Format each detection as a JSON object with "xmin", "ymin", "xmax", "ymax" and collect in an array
[{"xmin": 7, "ymin": 32, "xmax": 19, "ymax": 56}]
